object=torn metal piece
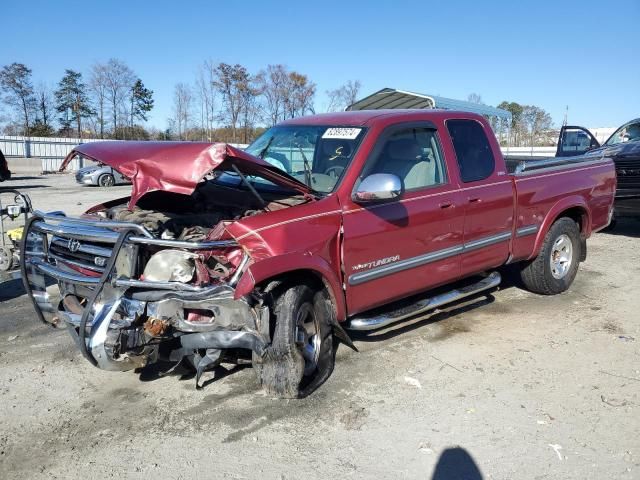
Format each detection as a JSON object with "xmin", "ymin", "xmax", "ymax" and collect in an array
[{"xmin": 195, "ymin": 348, "xmax": 222, "ymax": 389}]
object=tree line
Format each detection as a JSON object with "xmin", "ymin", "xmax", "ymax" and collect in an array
[
  {"xmin": 0, "ymin": 60, "xmax": 361, "ymax": 144},
  {"xmin": 496, "ymin": 101, "xmax": 555, "ymax": 147},
  {"xmin": 467, "ymin": 94, "xmax": 556, "ymax": 147},
  {"xmin": 170, "ymin": 62, "xmax": 361, "ymax": 143},
  {"xmin": 0, "ymin": 60, "xmax": 153, "ymax": 139},
  {"xmin": 0, "ymin": 60, "xmax": 555, "ymax": 147}
]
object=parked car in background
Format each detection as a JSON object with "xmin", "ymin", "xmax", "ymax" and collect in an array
[
  {"xmin": 0, "ymin": 148, "xmax": 11, "ymax": 182},
  {"xmin": 556, "ymin": 118, "xmax": 640, "ymax": 219},
  {"xmin": 75, "ymin": 161, "xmax": 131, "ymax": 187}
]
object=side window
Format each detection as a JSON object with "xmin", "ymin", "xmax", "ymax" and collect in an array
[
  {"xmin": 447, "ymin": 120, "xmax": 495, "ymax": 183},
  {"xmin": 365, "ymin": 127, "xmax": 447, "ymax": 190}
]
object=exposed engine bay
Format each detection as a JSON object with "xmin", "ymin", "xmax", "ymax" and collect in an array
[{"xmin": 99, "ymin": 180, "xmax": 309, "ymax": 242}]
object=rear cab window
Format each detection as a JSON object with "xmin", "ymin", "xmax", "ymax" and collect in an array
[{"xmin": 446, "ymin": 119, "xmax": 495, "ymax": 183}]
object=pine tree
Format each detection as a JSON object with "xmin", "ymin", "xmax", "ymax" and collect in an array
[
  {"xmin": 55, "ymin": 69, "xmax": 93, "ymax": 138},
  {"xmin": 130, "ymin": 79, "xmax": 154, "ymax": 128}
]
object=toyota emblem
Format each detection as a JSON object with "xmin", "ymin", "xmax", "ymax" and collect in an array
[{"xmin": 68, "ymin": 239, "xmax": 81, "ymax": 253}]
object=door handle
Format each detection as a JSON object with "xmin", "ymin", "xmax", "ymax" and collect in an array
[
  {"xmin": 439, "ymin": 201, "xmax": 453, "ymax": 209},
  {"xmin": 467, "ymin": 197, "xmax": 481, "ymax": 203}
]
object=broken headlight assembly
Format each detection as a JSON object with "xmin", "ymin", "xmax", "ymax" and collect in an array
[{"xmin": 142, "ymin": 249, "xmax": 199, "ymax": 282}]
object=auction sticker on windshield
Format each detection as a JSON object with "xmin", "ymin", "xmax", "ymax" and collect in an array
[{"xmin": 322, "ymin": 127, "xmax": 362, "ymax": 140}]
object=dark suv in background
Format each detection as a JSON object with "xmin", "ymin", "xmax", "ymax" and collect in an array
[{"xmin": 557, "ymin": 118, "xmax": 640, "ymax": 220}]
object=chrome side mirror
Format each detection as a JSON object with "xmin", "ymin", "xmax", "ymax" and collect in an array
[{"xmin": 353, "ymin": 173, "xmax": 403, "ymax": 203}]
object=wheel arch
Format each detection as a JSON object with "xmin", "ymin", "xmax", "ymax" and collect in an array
[
  {"xmin": 234, "ymin": 253, "xmax": 347, "ymax": 322},
  {"xmin": 530, "ymin": 197, "xmax": 590, "ymax": 260}
]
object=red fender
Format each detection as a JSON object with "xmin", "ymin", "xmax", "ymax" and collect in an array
[
  {"xmin": 234, "ymin": 252, "xmax": 348, "ymax": 322},
  {"xmin": 530, "ymin": 195, "xmax": 590, "ymax": 259}
]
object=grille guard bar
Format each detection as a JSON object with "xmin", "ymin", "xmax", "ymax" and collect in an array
[
  {"xmin": 20, "ymin": 211, "xmax": 246, "ymax": 330},
  {"xmin": 31, "ymin": 210, "xmax": 238, "ymax": 249}
]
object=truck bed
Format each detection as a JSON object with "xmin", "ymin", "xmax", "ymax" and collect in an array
[{"xmin": 505, "ymin": 155, "xmax": 603, "ymax": 175}]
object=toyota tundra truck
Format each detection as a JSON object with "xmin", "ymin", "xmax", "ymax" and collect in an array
[{"xmin": 20, "ymin": 110, "xmax": 616, "ymax": 398}]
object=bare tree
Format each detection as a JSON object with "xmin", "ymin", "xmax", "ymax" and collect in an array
[
  {"xmin": 172, "ymin": 82, "xmax": 193, "ymax": 140},
  {"xmin": 284, "ymin": 72, "xmax": 315, "ymax": 119},
  {"xmin": 239, "ymin": 75, "xmax": 262, "ymax": 143},
  {"xmin": 34, "ymin": 82, "xmax": 55, "ymax": 133},
  {"xmin": 214, "ymin": 63, "xmax": 249, "ymax": 143},
  {"xmin": 103, "ymin": 59, "xmax": 135, "ymax": 138},
  {"xmin": 255, "ymin": 64, "xmax": 288, "ymax": 126},
  {"xmin": 90, "ymin": 63, "xmax": 109, "ymax": 138},
  {"xmin": 326, "ymin": 80, "xmax": 361, "ymax": 112},
  {"xmin": 0, "ymin": 63, "xmax": 37, "ymax": 135},
  {"xmin": 522, "ymin": 105, "xmax": 553, "ymax": 146},
  {"xmin": 467, "ymin": 93, "xmax": 483, "ymax": 104},
  {"xmin": 196, "ymin": 60, "xmax": 218, "ymax": 141}
]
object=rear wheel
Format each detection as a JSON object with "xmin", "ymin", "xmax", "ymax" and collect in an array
[
  {"xmin": 253, "ymin": 283, "xmax": 335, "ymax": 398},
  {"xmin": 98, "ymin": 173, "xmax": 115, "ymax": 187},
  {"xmin": 519, "ymin": 217, "xmax": 581, "ymax": 295}
]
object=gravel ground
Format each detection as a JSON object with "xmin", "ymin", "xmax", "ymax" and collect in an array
[{"xmin": 1, "ymin": 174, "xmax": 639, "ymax": 479}]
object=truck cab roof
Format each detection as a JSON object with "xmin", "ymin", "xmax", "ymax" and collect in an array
[{"xmin": 280, "ymin": 109, "xmax": 485, "ymax": 127}]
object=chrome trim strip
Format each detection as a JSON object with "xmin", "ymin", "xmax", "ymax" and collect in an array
[
  {"xmin": 513, "ymin": 159, "xmax": 611, "ymax": 178},
  {"xmin": 51, "ymin": 237, "xmax": 112, "ymax": 257},
  {"xmin": 35, "ymin": 215, "xmax": 237, "ymax": 250},
  {"xmin": 29, "ymin": 257, "xmax": 101, "ymax": 285},
  {"xmin": 349, "ymin": 245, "xmax": 464, "ymax": 286},
  {"xmin": 114, "ymin": 278, "xmax": 212, "ymax": 292},
  {"xmin": 462, "ymin": 232, "xmax": 512, "ymax": 253},
  {"xmin": 516, "ymin": 225, "xmax": 539, "ymax": 237},
  {"xmin": 33, "ymin": 221, "xmax": 120, "ymax": 243},
  {"xmin": 49, "ymin": 252, "xmax": 104, "ymax": 273},
  {"xmin": 348, "ymin": 231, "xmax": 512, "ymax": 286},
  {"xmin": 128, "ymin": 236, "xmax": 237, "ymax": 249},
  {"xmin": 34, "ymin": 211, "xmax": 153, "ymax": 237},
  {"xmin": 229, "ymin": 252, "xmax": 250, "ymax": 287},
  {"xmin": 31, "ymin": 257, "xmax": 221, "ymax": 292}
]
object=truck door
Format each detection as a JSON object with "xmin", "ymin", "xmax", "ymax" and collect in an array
[
  {"xmin": 445, "ymin": 119, "xmax": 514, "ymax": 275},
  {"xmin": 556, "ymin": 126, "xmax": 600, "ymax": 157},
  {"xmin": 341, "ymin": 123, "xmax": 465, "ymax": 315}
]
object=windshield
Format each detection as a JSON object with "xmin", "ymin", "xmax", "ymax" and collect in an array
[
  {"xmin": 605, "ymin": 121, "xmax": 640, "ymax": 146},
  {"xmin": 242, "ymin": 125, "xmax": 367, "ymax": 193}
]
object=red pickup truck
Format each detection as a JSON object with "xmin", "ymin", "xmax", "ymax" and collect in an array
[{"xmin": 21, "ymin": 110, "xmax": 616, "ymax": 397}]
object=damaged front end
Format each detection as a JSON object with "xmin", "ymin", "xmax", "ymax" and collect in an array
[
  {"xmin": 21, "ymin": 210, "xmax": 269, "ymax": 377},
  {"xmin": 21, "ymin": 142, "xmax": 315, "ymax": 379}
]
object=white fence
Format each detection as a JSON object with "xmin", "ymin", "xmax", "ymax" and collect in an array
[
  {"xmin": 0, "ymin": 135, "xmax": 106, "ymax": 158},
  {"xmin": 501, "ymin": 146, "xmax": 556, "ymax": 158},
  {"xmin": 0, "ymin": 135, "xmax": 109, "ymax": 172}
]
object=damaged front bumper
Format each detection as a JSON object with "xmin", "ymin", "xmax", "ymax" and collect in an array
[{"xmin": 21, "ymin": 211, "xmax": 268, "ymax": 372}]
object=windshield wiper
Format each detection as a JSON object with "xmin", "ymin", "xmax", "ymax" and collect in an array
[
  {"xmin": 296, "ymin": 144, "xmax": 313, "ymax": 186},
  {"xmin": 230, "ymin": 163, "xmax": 269, "ymax": 211},
  {"xmin": 258, "ymin": 136, "xmax": 274, "ymax": 160}
]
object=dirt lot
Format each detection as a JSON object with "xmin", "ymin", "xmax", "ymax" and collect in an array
[{"xmin": 1, "ymin": 174, "xmax": 639, "ymax": 479}]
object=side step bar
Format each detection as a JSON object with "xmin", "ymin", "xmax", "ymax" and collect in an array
[{"xmin": 347, "ymin": 271, "xmax": 501, "ymax": 331}]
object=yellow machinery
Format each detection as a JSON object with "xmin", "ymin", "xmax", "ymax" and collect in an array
[{"xmin": 0, "ymin": 190, "xmax": 32, "ymax": 271}]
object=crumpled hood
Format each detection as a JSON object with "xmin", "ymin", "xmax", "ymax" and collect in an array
[{"xmin": 60, "ymin": 141, "xmax": 312, "ymax": 207}]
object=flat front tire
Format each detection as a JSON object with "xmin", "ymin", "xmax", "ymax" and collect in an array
[
  {"xmin": 253, "ymin": 284, "xmax": 335, "ymax": 398},
  {"xmin": 519, "ymin": 217, "xmax": 582, "ymax": 295}
]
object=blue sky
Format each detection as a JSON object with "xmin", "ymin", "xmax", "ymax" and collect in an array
[{"xmin": 3, "ymin": 0, "xmax": 639, "ymax": 129}]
